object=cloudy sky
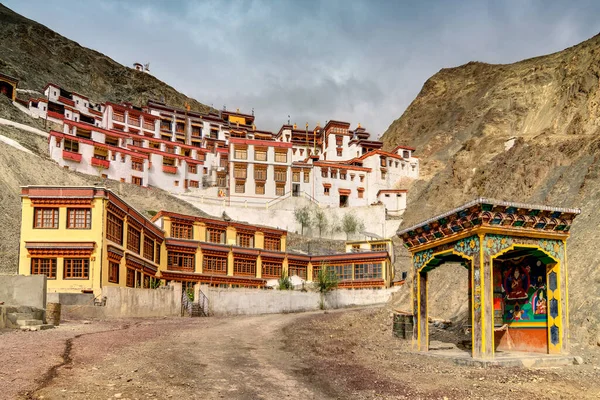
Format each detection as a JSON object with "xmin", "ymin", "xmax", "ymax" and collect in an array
[{"xmin": 5, "ymin": 1, "xmax": 600, "ymax": 137}]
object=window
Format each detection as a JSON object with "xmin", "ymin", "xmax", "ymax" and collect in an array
[
  {"xmin": 144, "ymin": 120, "xmax": 155, "ymax": 130},
  {"xmin": 108, "ymin": 261, "xmax": 119, "ymax": 283},
  {"xmin": 332, "ymin": 264, "xmax": 352, "ymax": 280},
  {"xmin": 262, "ymin": 261, "xmax": 282, "ymax": 278},
  {"xmin": 107, "ymin": 212, "xmax": 123, "ymax": 244},
  {"xmin": 340, "ymin": 171, "xmax": 347, "ymax": 180},
  {"xmin": 336, "ymin": 135, "xmax": 343, "ymax": 146},
  {"xmin": 132, "ymin": 176, "xmax": 143, "ymax": 186},
  {"xmin": 31, "ymin": 258, "xmax": 56, "ymax": 279},
  {"xmin": 275, "ymin": 151, "xmax": 287, "ymax": 163},
  {"xmin": 206, "ymin": 228, "xmax": 225, "ymax": 244},
  {"xmin": 254, "ymin": 148, "xmax": 267, "ymax": 161},
  {"xmin": 126, "ymin": 268, "xmax": 135, "ymax": 287},
  {"xmin": 371, "ymin": 243, "xmax": 387, "ymax": 252},
  {"xmin": 234, "ymin": 258, "xmax": 256, "ymax": 276},
  {"xmin": 191, "ymin": 126, "xmax": 202, "ymax": 137},
  {"xmin": 336, "ymin": 148, "xmax": 343, "ymax": 157},
  {"xmin": 127, "ymin": 226, "xmax": 141, "ymax": 253},
  {"xmin": 64, "ymin": 139, "xmax": 79, "ymax": 152},
  {"xmin": 144, "ymin": 237, "xmax": 155, "ymax": 261},
  {"xmin": 217, "ymin": 173, "xmax": 226, "ymax": 187},
  {"xmin": 175, "ymin": 122, "xmax": 185, "ymax": 133},
  {"xmin": 254, "ymin": 166, "xmax": 267, "ymax": 181},
  {"xmin": 292, "ymin": 170, "xmax": 300, "ymax": 182},
  {"xmin": 381, "ymin": 171, "xmax": 387, "ymax": 179},
  {"xmin": 380, "ymin": 157, "xmax": 387, "ymax": 167},
  {"xmin": 358, "ymin": 189, "xmax": 364, "ymax": 199},
  {"xmin": 188, "ymin": 164, "xmax": 197, "ymax": 174},
  {"xmin": 351, "ymin": 244, "xmax": 361, "ymax": 252},
  {"xmin": 167, "ymin": 251, "xmax": 195, "ymax": 271},
  {"xmin": 67, "ymin": 208, "xmax": 91, "ymax": 229},
  {"xmin": 171, "ymin": 222, "xmax": 193, "ymax": 239},
  {"xmin": 203, "ymin": 255, "xmax": 227, "ymax": 274},
  {"xmin": 354, "ymin": 262, "xmax": 382, "ymax": 280},
  {"xmin": 131, "ymin": 139, "xmax": 143, "ymax": 147},
  {"xmin": 324, "ymin": 187, "xmax": 330, "ymax": 196},
  {"xmin": 274, "ymin": 168, "xmax": 287, "ymax": 182},
  {"xmin": 256, "ymin": 183, "xmax": 265, "ymax": 195},
  {"xmin": 331, "ymin": 169, "xmax": 337, "ymax": 179},
  {"xmin": 235, "ymin": 181, "xmax": 245, "ymax": 193},
  {"xmin": 132, "ymin": 160, "xmax": 144, "ymax": 171},
  {"xmin": 236, "ymin": 232, "xmax": 254, "ymax": 248},
  {"xmin": 288, "ymin": 263, "xmax": 307, "ymax": 279},
  {"xmin": 359, "ymin": 175, "xmax": 365, "ymax": 183},
  {"xmin": 276, "ymin": 185, "xmax": 285, "ymax": 196},
  {"xmin": 128, "ymin": 116, "xmax": 140, "ymax": 126},
  {"xmin": 234, "ymin": 164, "xmax": 247, "ymax": 179},
  {"xmin": 303, "ymin": 170, "xmax": 310, "ymax": 183},
  {"xmin": 321, "ymin": 169, "xmax": 328, "ymax": 178},
  {"xmin": 33, "ymin": 208, "xmax": 59, "ymax": 229},
  {"xmin": 174, "ymin": 181, "xmax": 179, "ymax": 187},
  {"xmin": 264, "ymin": 235, "xmax": 281, "ymax": 251},
  {"xmin": 234, "ymin": 146, "xmax": 247, "ymax": 159},
  {"xmin": 155, "ymin": 244, "xmax": 161, "ymax": 265},
  {"xmin": 64, "ymin": 258, "xmax": 90, "ymax": 279},
  {"xmin": 189, "ymin": 180, "xmax": 199, "ymax": 188},
  {"xmin": 403, "ymin": 150, "xmax": 410, "ymax": 158},
  {"xmin": 350, "ymin": 174, "xmax": 355, "ymax": 181}
]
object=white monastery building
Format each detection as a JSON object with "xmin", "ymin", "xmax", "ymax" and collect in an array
[{"xmin": 30, "ymin": 83, "xmax": 419, "ymax": 215}]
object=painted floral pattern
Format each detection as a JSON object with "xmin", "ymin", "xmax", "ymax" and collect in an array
[
  {"xmin": 538, "ymin": 239, "xmax": 564, "ymax": 263},
  {"xmin": 453, "ymin": 235, "xmax": 480, "ymax": 258},
  {"xmin": 483, "ymin": 234, "xmax": 513, "ymax": 256},
  {"xmin": 413, "ymin": 248, "xmax": 433, "ymax": 270}
]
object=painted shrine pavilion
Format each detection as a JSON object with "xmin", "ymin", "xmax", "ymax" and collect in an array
[{"xmin": 397, "ymin": 198, "xmax": 580, "ymax": 359}]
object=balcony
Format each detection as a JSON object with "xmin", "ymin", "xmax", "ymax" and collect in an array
[
  {"xmin": 91, "ymin": 157, "xmax": 110, "ymax": 169},
  {"xmin": 113, "ymin": 114, "xmax": 125, "ymax": 123},
  {"xmin": 63, "ymin": 150, "xmax": 82, "ymax": 163},
  {"xmin": 162, "ymin": 165, "xmax": 177, "ymax": 174}
]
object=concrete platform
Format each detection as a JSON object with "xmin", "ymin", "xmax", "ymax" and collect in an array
[{"xmin": 422, "ymin": 348, "xmax": 577, "ymax": 368}]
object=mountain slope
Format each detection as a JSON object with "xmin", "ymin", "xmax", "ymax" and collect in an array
[
  {"xmin": 0, "ymin": 4, "xmax": 212, "ymax": 112},
  {"xmin": 382, "ymin": 34, "xmax": 600, "ymax": 345}
]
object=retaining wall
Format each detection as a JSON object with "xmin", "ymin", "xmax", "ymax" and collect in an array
[
  {"xmin": 0, "ymin": 274, "xmax": 47, "ymax": 309},
  {"xmin": 203, "ymin": 285, "xmax": 401, "ymax": 316}
]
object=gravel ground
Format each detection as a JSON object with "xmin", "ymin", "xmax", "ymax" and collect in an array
[{"xmin": 1, "ymin": 309, "xmax": 599, "ymax": 400}]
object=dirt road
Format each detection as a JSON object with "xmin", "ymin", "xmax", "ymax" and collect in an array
[{"xmin": 2, "ymin": 308, "xmax": 600, "ymax": 400}]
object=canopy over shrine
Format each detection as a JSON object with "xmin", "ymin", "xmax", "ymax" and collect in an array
[{"xmin": 397, "ymin": 198, "xmax": 580, "ymax": 359}]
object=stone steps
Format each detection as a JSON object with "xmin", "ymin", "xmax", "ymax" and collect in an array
[
  {"xmin": 20, "ymin": 324, "xmax": 54, "ymax": 332},
  {"xmin": 16, "ymin": 319, "xmax": 42, "ymax": 327}
]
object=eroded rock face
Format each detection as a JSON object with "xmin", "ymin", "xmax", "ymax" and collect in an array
[
  {"xmin": 0, "ymin": 4, "xmax": 213, "ymax": 114},
  {"xmin": 382, "ymin": 34, "xmax": 600, "ymax": 345}
]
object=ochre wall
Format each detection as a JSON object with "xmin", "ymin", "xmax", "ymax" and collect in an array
[{"xmin": 494, "ymin": 327, "xmax": 547, "ymax": 353}]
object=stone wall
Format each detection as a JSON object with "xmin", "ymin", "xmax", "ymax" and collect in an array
[
  {"xmin": 0, "ymin": 274, "xmax": 47, "ymax": 309},
  {"xmin": 202, "ymin": 285, "xmax": 401, "ymax": 316}
]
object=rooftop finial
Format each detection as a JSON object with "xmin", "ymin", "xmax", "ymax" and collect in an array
[
  {"xmin": 293, "ymin": 123, "xmax": 297, "ymax": 129},
  {"xmin": 358, "ymin": 122, "xmax": 361, "ymax": 128},
  {"xmin": 236, "ymin": 108, "xmax": 240, "ymax": 113}
]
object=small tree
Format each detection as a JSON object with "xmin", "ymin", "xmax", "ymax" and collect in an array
[
  {"xmin": 313, "ymin": 207, "xmax": 328, "ymax": 238},
  {"xmin": 341, "ymin": 213, "xmax": 363, "ymax": 240},
  {"xmin": 315, "ymin": 262, "xmax": 338, "ymax": 310},
  {"xmin": 294, "ymin": 205, "xmax": 312, "ymax": 235},
  {"xmin": 278, "ymin": 270, "xmax": 293, "ymax": 290}
]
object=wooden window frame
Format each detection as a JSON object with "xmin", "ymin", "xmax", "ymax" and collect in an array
[
  {"xmin": 167, "ymin": 251, "xmax": 195, "ymax": 271},
  {"xmin": 206, "ymin": 228, "xmax": 225, "ymax": 244},
  {"xmin": 303, "ymin": 170, "xmax": 310, "ymax": 183},
  {"xmin": 275, "ymin": 185, "xmax": 285, "ymax": 196},
  {"xmin": 171, "ymin": 222, "xmax": 193, "ymax": 239},
  {"xmin": 67, "ymin": 208, "xmax": 91, "ymax": 229},
  {"xmin": 234, "ymin": 147, "xmax": 247, "ymax": 160},
  {"xmin": 108, "ymin": 261, "xmax": 119, "ymax": 283},
  {"xmin": 106, "ymin": 212, "xmax": 123, "ymax": 244},
  {"xmin": 31, "ymin": 258, "xmax": 57, "ymax": 279},
  {"xmin": 254, "ymin": 166, "xmax": 267, "ymax": 181},
  {"xmin": 255, "ymin": 183, "xmax": 265, "ymax": 195},
  {"xmin": 126, "ymin": 268, "xmax": 135, "ymax": 287},
  {"xmin": 127, "ymin": 225, "xmax": 141, "ymax": 254},
  {"xmin": 63, "ymin": 258, "xmax": 90, "ymax": 279},
  {"xmin": 235, "ymin": 180, "xmax": 245, "ymax": 194},
  {"xmin": 233, "ymin": 258, "xmax": 256, "ymax": 276},
  {"xmin": 262, "ymin": 261, "xmax": 282, "ymax": 278},
  {"xmin": 143, "ymin": 236, "xmax": 155, "ymax": 261},
  {"xmin": 34, "ymin": 208, "xmax": 59, "ymax": 229},
  {"xmin": 254, "ymin": 148, "xmax": 267, "ymax": 161},
  {"xmin": 275, "ymin": 151, "xmax": 287, "ymax": 163},
  {"xmin": 264, "ymin": 236, "xmax": 281, "ymax": 251},
  {"xmin": 236, "ymin": 232, "xmax": 254, "ymax": 248},
  {"xmin": 203, "ymin": 255, "xmax": 227, "ymax": 274},
  {"xmin": 131, "ymin": 176, "xmax": 143, "ymax": 186},
  {"xmin": 132, "ymin": 160, "xmax": 144, "ymax": 171},
  {"xmin": 188, "ymin": 164, "xmax": 198, "ymax": 174},
  {"xmin": 354, "ymin": 262, "xmax": 382, "ymax": 280}
]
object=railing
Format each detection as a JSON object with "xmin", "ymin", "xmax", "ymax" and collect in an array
[
  {"xmin": 162, "ymin": 165, "xmax": 177, "ymax": 174},
  {"xmin": 62, "ymin": 150, "xmax": 82, "ymax": 162},
  {"xmin": 91, "ymin": 157, "xmax": 110, "ymax": 169},
  {"xmin": 181, "ymin": 288, "xmax": 209, "ymax": 317},
  {"xmin": 112, "ymin": 114, "xmax": 125, "ymax": 123}
]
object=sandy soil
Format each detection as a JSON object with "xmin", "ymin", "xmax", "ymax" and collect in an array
[{"xmin": 1, "ymin": 309, "xmax": 599, "ymax": 400}]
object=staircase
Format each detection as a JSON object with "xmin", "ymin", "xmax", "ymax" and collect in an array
[
  {"xmin": 181, "ymin": 289, "xmax": 209, "ymax": 317},
  {"xmin": 5, "ymin": 306, "xmax": 54, "ymax": 331}
]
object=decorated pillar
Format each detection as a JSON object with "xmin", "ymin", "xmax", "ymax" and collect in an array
[{"xmin": 417, "ymin": 270, "xmax": 428, "ymax": 351}]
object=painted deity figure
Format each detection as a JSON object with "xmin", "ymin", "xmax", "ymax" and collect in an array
[
  {"xmin": 509, "ymin": 304, "xmax": 529, "ymax": 321},
  {"xmin": 504, "ymin": 266, "xmax": 530, "ymax": 301},
  {"xmin": 533, "ymin": 289, "xmax": 547, "ymax": 315}
]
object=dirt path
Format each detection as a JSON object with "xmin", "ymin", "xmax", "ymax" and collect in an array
[
  {"xmin": 3, "ymin": 308, "xmax": 600, "ymax": 399},
  {"xmin": 26, "ymin": 314, "xmax": 328, "ymax": 400}
]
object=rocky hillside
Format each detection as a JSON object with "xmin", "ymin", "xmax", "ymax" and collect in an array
[
  {"xmin": 383, "ymin": 34, "xmax": 600, "ymax": 345},
  {"xmin": 0, "ymin": 4, "xmax": 212, "ymax": 112}
]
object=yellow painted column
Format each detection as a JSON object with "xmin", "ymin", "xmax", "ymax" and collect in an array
[
  {"xmin": 226, "ymin": 226, "xmax": 237, "ymax": 246},
  {"xmin": 256, "ymin": 255, "xmax": 262, "ymax": 278},
  {"xmin": 193, "ymin": 222, "xmax": 201, "ymax": 241},
  {"xmin": 123, "ymin": 217, "xmax": 129, "ymax": 250},
  {"xmin": 227, "ymin": 249, "xmax": 234, "ymax": 276},
  {"xmin": 197, "ymin": 248, "xmax": 203, "ymax": 274},
  {"xmin": 163, "ymin": 217, "xmax": 172, "ymax": 238},
  {"xmin": 198, "ymin": 223, "xmax": 207, "ymax": 242},
  {"xmin": 282, "ymin": 256, "xmax": 289, "ymax": 278},
  {"xmin": 280, "ymin": 234, "xmax": 287, "ymax": 252},
  {"xmin": 255, "ymin": 231, "xmax": 265, "ymax": 249},
  {"xmin": 307, "ymin": 261, "xmax": 313, "ymax": 282}
]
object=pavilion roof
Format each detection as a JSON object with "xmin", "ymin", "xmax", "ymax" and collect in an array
[{"xmin": 397, "ymin": 198, "xmax": 581, "ymax": 250}]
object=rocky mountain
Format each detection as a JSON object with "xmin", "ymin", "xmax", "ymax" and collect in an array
[
  {"xmin": 0, "ymin": 4, "xmax": 212, "ymax": 112},
  {"xmin": 383, "ymin": 34, "xmax": 600, "ymax": 345}
]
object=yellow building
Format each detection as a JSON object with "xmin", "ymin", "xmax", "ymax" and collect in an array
[
  {"xmin": 19, "ymin": 186, "xmax": 164, "ymax": 295},
  {"xmin": 19, "ymin": 186, "xmax": 393, "ymax": 293}
]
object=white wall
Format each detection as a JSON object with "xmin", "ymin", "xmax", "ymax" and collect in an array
[{"xmin": 203, "ymin": 284, "xmax": 402, "ymax": 316}]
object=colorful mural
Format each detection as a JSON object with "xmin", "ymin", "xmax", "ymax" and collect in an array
[{"xmin": 496, "ymin": 256, "xmax": 547, "ymax": 324}]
